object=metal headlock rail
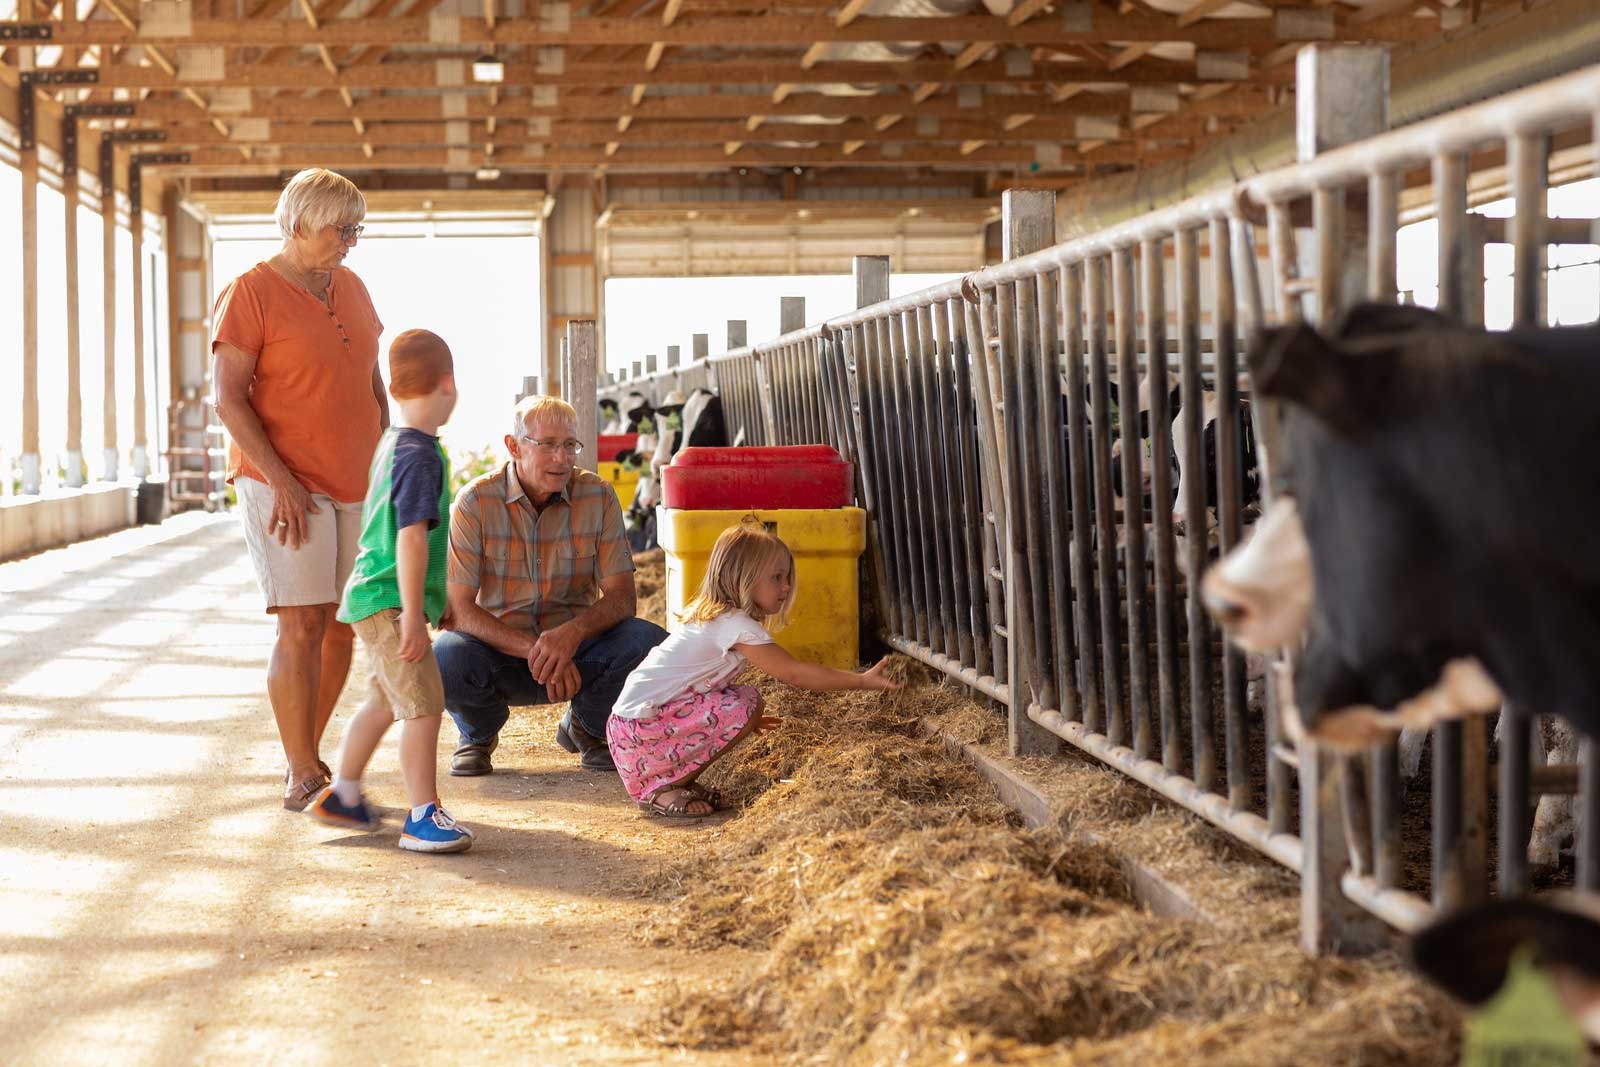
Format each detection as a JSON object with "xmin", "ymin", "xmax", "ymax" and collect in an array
[{"xmin": 602, "ymin": 58, "xmax": 1600, "ymax": 954}]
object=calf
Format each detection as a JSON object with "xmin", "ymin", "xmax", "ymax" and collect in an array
[{"xmin": 1203, "ymin": 302, "xmax": 1600, "ymax": 747}]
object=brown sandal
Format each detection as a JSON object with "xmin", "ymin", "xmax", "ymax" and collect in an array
[
  {"xmin": 639, "ymin": 786, "xmax": 722, "ymax": 819},
  {"xmin": 283, "ymin": 772, "xmax": 331, "ymax": 812}
]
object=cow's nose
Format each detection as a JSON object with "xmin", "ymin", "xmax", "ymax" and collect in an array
[{"xmin": 1203, "ymin": 589, "xmax": 1246, "ymax": 626}]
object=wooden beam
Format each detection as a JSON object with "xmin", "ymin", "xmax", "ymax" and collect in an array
[
  {"xmin": 645, "ymin": 41, "xmax": 666, "ymax": 71},
  {"xmin": 35, "ymin": 13, "xmax": 1436, "ymax": 49},
  {"xmin": 295, "ymin": 0, "xmax": 320, "ymax": 29},
  {"xmin": 1108, "ymin": 42, "xmax": 1159, "ymax": 71},
  {"xmin": 65, "ymin": 55, "xmax": 1297, "ymax": 90},
  {"xmin": 834, "ymin": 0, "xmax": 871, "ymax": 27},
  {"xmin": 661, "ymin": 0, "xmax": 685, "ymax": 26},
  {"xmin": 1177, "ymin": 0, "xmax": 1238, "ymax": 26}
]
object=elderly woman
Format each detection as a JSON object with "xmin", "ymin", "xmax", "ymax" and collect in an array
[{"xmin": 211, "ymin": 168, "xmax": 388, "ymax": 811}]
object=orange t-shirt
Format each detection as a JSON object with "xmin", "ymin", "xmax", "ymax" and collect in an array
[{"xmin": 212, "ymin": 263, "xmax": 385, "ymax": 503}]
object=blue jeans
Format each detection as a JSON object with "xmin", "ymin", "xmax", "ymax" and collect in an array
[{"xmin": 436, "ymin": 618, "xmax": 668, "ymax": 747}]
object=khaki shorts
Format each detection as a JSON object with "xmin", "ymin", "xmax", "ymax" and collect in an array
[
  {"xmin": 236, "ymin": 476, "xmax": 364, "ymax": 611},
  {"xmin": 351, "ymin": 609, "xmax": 446, "ymax": 721}
]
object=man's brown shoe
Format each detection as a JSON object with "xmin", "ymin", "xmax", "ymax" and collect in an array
[{"xmin": 450, "ymin": 738, "xmax": 499, "ymax": 777}]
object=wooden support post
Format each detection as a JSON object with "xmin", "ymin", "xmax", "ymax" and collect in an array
[
  {"xmin": 63, "ymin": 113, "xmax": 84, "ymax": 486},
  {"xmin": 101, "ymin": 135, "xmax": 119, "ymax": 481},
  {"xmin": 851, "ymin": 254, "xmax": 894, "ymax": 646},
  {"xmin": 566, "ymin": 321, "xmax": 599, "ymax": 472},
  {"xmin": 20, "ymin": 79, "xmax": 42, "ymax": 494},
  {"xmin": 999, "ymin": 189, "xmax": 1061, "ymax": 758},
  {"xmin": 665, "ymin": 345, "xmax": 680, "ymax": 369},
  {"xmin": 130, "ymin": 160, "xmax": 149, "ymax": 478},
  {"xmin": 1295, "ymin": 44, "xmax": 1389, "ymax": 957},
  {"xmin": 691, "ymin": 333, "xmax": 709, "ymax": 361},
  {"xmin": 727, "ymin": 320, "xmax": 747, "ymax": 349}
]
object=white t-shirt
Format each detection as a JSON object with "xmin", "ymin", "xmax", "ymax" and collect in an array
[{"xmin": 611, "ymin": 610, "xmax": 774, "ymax": 719}]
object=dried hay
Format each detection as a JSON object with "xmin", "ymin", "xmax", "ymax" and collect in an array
[
  {"xmin": 633, "ymin": 548, "xmax": 666, "ymax": 626},
  {"xmin": 640, "ymin": 658, "xmax": 1461, "ymax": 1065}
]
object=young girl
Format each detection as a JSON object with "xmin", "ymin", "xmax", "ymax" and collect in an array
[{"xmin": 608, "ymin": 521, "xmax": 899, "ymax": 817}]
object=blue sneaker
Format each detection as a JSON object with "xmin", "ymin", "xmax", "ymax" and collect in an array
[
  {"xmin": 309, "ymin": 786, "xmax": 380, "ymax": 831},
  {"xmin": 399, "ymin": 802, "xmax": 474, "ymax": 854}
]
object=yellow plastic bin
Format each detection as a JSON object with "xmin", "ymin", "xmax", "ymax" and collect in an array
[
  {"xmin": 597, "ymin": 460, "xmax": 640, "ymax": 507},
  {"xmin": 657, "ymin": 506, "xmax": 866, "ymax": 669}
]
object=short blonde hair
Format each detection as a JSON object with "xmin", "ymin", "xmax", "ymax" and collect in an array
[
  {"xmin": 275, "ymin": 168, "xmax": 366, "ymax": 240},
  {"xmin": 679, "ymin": 520, "xmax": 795, "ymax": 630},
  {"xmin": 513, "ymin": 395, "xmax": 578, "ymax": 439}
]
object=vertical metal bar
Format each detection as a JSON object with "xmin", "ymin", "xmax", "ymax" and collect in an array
[
  {"xmin": 1462, "ymin": 715, "xmax": 1489, "ymax": 907},
  {"xmin": 884, "ymin": 312, "xmax": 928, "ymax": 647},
  {"xmin": 914, "ymin": 302, "xmax": 959, "ymax": 660},
  {"xmin": 1086, "ymin": 256, "xmax": 1122, "ymax": 737},
  {"xmin": 1062, "ymin": 263, "xmax": 1101, "ymax": 725},
  {"xmin": 1434, "ymin": 152, "xmax": 1471, "ymax": 319},
  {"xmin": 931, "ymin": 300, "xmax": 977, "ymax": 669},
  {"xmin": 1210, "ymin": 217, "xmax": 1249, "ymax": 812},
  {"xmin": 1370, "ymin": 744, "xmax": 1402, "ymax": 890},
  {"xmin": 1579, "ymin": 737, "xmax": 1599, "ymax": 893},
  {"xmin": 1010, "ymin": 271, "xmax": 1058, "ymax": 715},
  {"xmin": 1036, "ymin": 267, "xmax": 1078, "ymax": 720},
  {"xmin": 1509, "ymin": 132, "xmax": 1549, "ymax": 329},
  {"xmin": 1314, "ymin": 186, "xmax": 1344, "ymax": 329},
  {"xmin": 1111, "ymin": 246, "xmax": 1146, "ymax": 754},
  {"xmin": 1142, "ymin": 237, "xmax": 1175, "ymax": 766},
  {"xmin": 1433, "ymin": 720, "xmax": 1465, "ymax": 912},
  {"xmin": 1178, "ymin": 227, "xmax": 1211, "ymax": 786},
  {"xmin": 996, "ymin": 279, "xmax": 1055, "ymax": 740},
  {"xmin": 1367, "ymin": 170, "xmax": 1399, "ymax": 302},
  {"xmin": 945, "ymin": 300, "xmax": 991, "ymax": 677},
  {"xmin": 899, "ymin": 308, "xmax": 944, "ymax": 655},
  {"xmin": 1498, "ymin": 704, "xmax": 1531, "ymax": 897},
  {"xmin": 962, "ymin": 297, "xmax": 1009, "ymax": 684}
]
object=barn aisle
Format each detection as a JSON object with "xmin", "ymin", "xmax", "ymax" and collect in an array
[{"xmin": 0, "ymin": 517, "xmax": 761, "ymax": 1067}]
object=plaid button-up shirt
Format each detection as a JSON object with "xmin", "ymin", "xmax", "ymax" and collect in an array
[{"xmin": 448, "ymin": 462, "xmax": 634, "ymax": 634}]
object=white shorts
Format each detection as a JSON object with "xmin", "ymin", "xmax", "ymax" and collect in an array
[{"xmin": 235, "ymin": 476, "xmax": 364, "ymax": 612}]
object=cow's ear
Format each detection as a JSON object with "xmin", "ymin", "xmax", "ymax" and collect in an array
[{"xmin": 1249, "ymin": 321, "xmax": 1367, "ymax": 435}]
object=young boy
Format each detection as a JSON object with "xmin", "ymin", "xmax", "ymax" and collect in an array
[{"xmin": 311, "ymin": 328, "xmax": 474, "ymax": 853}]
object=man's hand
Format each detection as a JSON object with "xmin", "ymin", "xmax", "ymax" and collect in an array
[
  {"xmin": 524, "ymin": 620, "xmax": 582, "ymax": 687},
  {"xmin": 397, "ymin": 610, "xmax": 430, "ymax": 663},
  {"xmin": 546, "ymin": 661, "xmax": 582, "ymax": 703}
]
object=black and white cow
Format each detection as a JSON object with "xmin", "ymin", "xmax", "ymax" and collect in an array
[
  {"xmin": 1203, "ymin": 302, "xmax": 1600, "ymax": 747},
  {"xmin": 624, "ymin": 386, "xmax": 729, "ymax": 551}
]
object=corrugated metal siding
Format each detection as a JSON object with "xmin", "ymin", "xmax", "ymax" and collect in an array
[{"xmin": 604, "ymin": 216, "xmax": 985, "ymax": 278}]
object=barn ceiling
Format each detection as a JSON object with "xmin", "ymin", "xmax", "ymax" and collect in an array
[{"xmin": 0, "ymin": 0, "xmax": 1515, "ymax": 190}]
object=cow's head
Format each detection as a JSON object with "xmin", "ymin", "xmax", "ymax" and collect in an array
[{"xmin": 1202, "ymin": 304, "xmax": 1531, "ymax": 748}]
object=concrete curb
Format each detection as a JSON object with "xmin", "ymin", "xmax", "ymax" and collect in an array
[{"xmin": 923, "ymin": 720, "xmax": 1225, "ymax": 927}]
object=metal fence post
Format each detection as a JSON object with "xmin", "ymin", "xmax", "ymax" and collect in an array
[
  {"xmin": 1000, "ymin": 189, "xmax": 1062, "ymax": 758},
  {"xmin": 1295, "ymin": 43, "xmax": 1390, "ymax": 957}
]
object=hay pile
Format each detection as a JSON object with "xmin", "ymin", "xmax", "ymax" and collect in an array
[
  {"xmin": 633, "ymin": 548, "xmax": 667, "ymax": 625},
  {"xmin": 638, "ymin": 663, "xmax": 1461, "ymax": 1066}
]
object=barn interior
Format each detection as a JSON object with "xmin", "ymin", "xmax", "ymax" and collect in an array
[{"xmin": 3, "ymin": 0, "xmax": 1600, "ymax": 1063}]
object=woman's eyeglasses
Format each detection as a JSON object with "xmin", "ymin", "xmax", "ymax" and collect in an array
[{"xmin": 335, "ymin": 224, "xmax": 365, "ymax": 243}]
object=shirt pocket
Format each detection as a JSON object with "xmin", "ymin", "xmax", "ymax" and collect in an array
[
  {"xmin": 484, "ymin": 537, "xmax": 529, "ymax": 581},
  {"xmin": 558, "ymin": 543, "xmax": 597, "ymax": 603}
]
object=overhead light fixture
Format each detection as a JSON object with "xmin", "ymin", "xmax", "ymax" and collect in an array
[
  {"xmin": 475, "ymin": 166, "xmax": 502, "ymax": 181},
  {"xmin": 472, "ymin": 54, "xmax": 505, "ymax": 83}
]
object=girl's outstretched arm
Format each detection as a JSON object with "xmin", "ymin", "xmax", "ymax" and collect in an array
[{"xmin": 737, "ymin": 643, "xmax": 901, "ymax": 693}]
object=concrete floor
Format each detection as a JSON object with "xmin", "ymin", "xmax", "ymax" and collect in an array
[{"xmin": 0, "ymin": 515, "xmax": 758, "ymax": 1067}]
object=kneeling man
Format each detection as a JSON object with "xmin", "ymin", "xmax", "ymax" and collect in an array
[{"xmin": 438, "ymin": 395, "xmax": 667, "ymax": 775}]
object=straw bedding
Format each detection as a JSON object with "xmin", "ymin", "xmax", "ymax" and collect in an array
[{"xmin": 629, "ymin": 556, "xmax": 1460, "ymax": 1065}]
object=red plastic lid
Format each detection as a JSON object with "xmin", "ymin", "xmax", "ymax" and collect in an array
[
  {"xmin": 596, "ymin": 434, "xmax": 639, "ymax": 462},
  {"xmin": 662, "ymin": 445, "xmax": 853, "ymax": 510}
]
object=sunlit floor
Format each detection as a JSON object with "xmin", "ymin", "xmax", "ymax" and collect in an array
[{"xmin": 0, "ymin": 515, "xmax": 758, "ymax": 1067}]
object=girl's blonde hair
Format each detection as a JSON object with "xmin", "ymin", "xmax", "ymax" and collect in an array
[{"xmin": 678, "ymin": 520, "xmax": 796, "ymax": 631}]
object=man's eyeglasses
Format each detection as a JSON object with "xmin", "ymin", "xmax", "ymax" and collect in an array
[
  {"xmin": 520, "ymin": 436, "xmax": 585, "ymax": 457},
  {"xmin": 335, "ymin": 224, "xmax": 365, "ymax": 243}
]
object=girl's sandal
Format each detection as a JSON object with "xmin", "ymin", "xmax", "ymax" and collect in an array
[{"xmin": 639, "ymin": 787, "xmax": 721, "ymax": 819}]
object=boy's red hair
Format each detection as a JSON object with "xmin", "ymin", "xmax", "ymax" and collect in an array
[{"xmin": 389, "ymin": 329, "xmax": 453, "ymax": 399}]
